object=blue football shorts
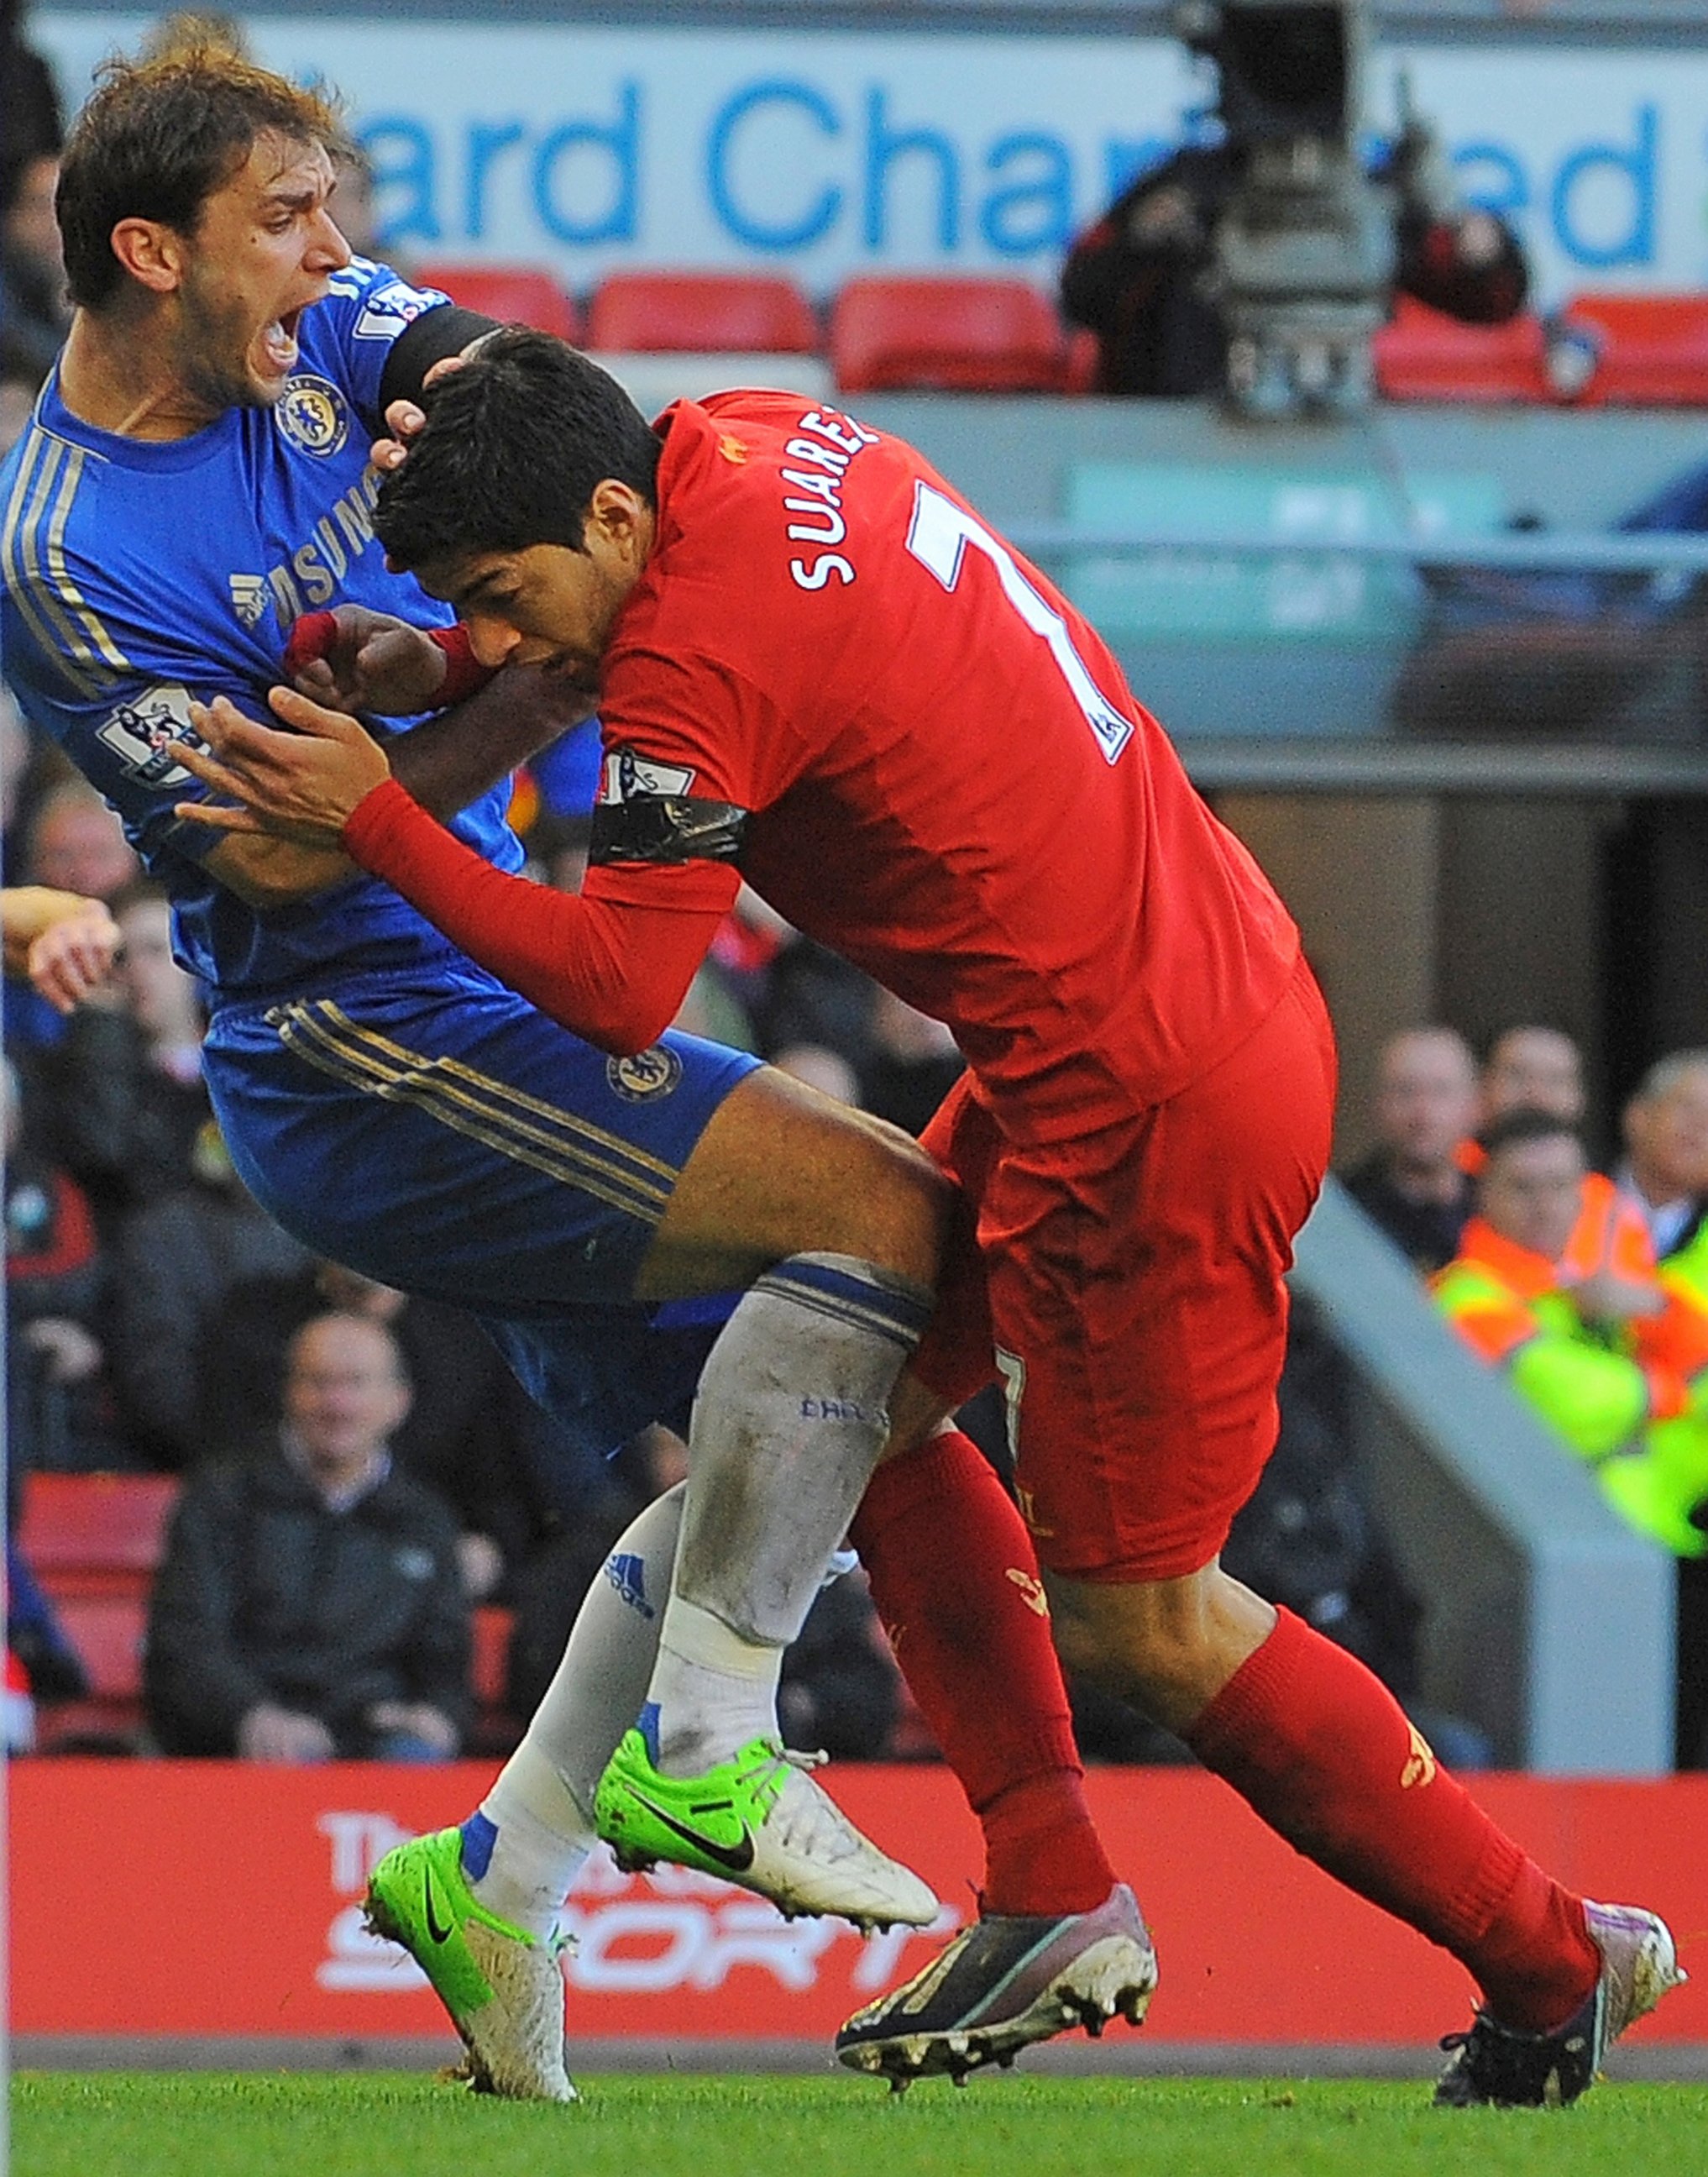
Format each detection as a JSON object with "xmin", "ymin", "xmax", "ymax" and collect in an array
[{"xmin": 202, "ymin": 950, "xmax": 760, "ymax": 1456}]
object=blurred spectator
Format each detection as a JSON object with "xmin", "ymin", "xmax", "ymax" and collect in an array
[
  {"xmin": 0, "ymin": 375, "xmax": 34, "ymax": 455},
  {"xmin": 859, "ymin": 989, "xmax": 964, "ymax": 1138},
  {"xmin": 0, "ymin": 678, "xmax": 80, "ymax": 877},
  {"xmin": 778, "ymin": 1562, "xmax": 903, "ymax": 1760},
  {"xmin": 6, "ymin": 1534, "xmax": 89, "ymax": 1706},
  {"xmin": 769, "ymin": 1042, "xmax": 861, "ymax": 1106},
  {"xmin": 203, "ymin": 1260, "xmax": 572, "ymax": 1594},
  {"xmin": 1480, "ymin": 1024, "xmax": 1585, "ymax": 1128},
  {"xmin": 669, "ymin": 962, "xmax": 755, "ymax": 1053},
  {"xmin": 0, "ymin": 0, "xmax": 63, "ymax": 197},
  {"xmin": 23, "ymin": 777, "xmax": 139, "ymax": 900},
  {"xmin": 739, "ymin": 911, "xmax": 877, "ymax": 1081},
  {"xmin": 1437, "ymin": 1105, "xmax": 1708, "ymax": 1770},
  {"xmin": 48, "ymin": 881, "xmax": 212, "ymax": 1231},
  {"xmin": 1616, "ymin": 1052, "xmax": 1708, "ymax": 1265},
  {"xmin": 0, "ymin": 145, "xmax": 68, "ymax": 386},
  {"xmin": 0, "ymin": 679, "xmax": 30, "ymax": 853},
  {"xmin": 106, "ymin": 1127, "xmax": 309, "ymax": 1469},
  {"xmin": 327, "ymin": 143, "xmax": 404, "ymax": 269},
  {"xmin": 1344, "ymin": 1026, "xmax": 1479, "ymax": 1273},
  {"xmin": 1223, "ymin": 1298, "xmax": 1491, "ymax": 1771},
  {"xmin": 505, "ymin": 1424, "xmax": 683, "ymax": 1723},
  {"xmin": 1433, "ymin": 1109, "xmax": 1708, "ymax": 1559},
  {"xmin": 1477, "ymin": 1022, "xmax": 1652, "ymax": 1292},
  {"xmin": 6, "ymin": 778, "xmax": 138, "ymax": 1056},
  {"xmin": 4, "ymin": 1056, "xmax": 124, "ymax": 1472},
  {"xmin": 145, "ymin": 1312, "xmax": 471, "ymax": 1760}
]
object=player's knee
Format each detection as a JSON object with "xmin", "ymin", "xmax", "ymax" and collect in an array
[
  {"xmin": 791, "ymin": 1112, "xmax": 952, "ymax": 1287},
  {"xmin": 858, "ymin": 1139, "xmax": 954, "ymax": 1287},
  {"xmin": 1049, "ymin": 1566, "xmax": 1248, "ymax": 1730}
]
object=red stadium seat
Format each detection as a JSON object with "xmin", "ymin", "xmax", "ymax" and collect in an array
[
  {"xmin": 18, "ymin": 1473, "xmax": 179, "ymax": 1601},
  {"xmin": 1373, "ymin": 297, "xmax": 1554, "ymax": 403},
  {"xmin": 830, "ymin": 276, "xmax": 1070, "ymax": 394},
  {"xmin": 1561, "ymin": 293, "xmax": 1708, "ymax": 406},
  {"xmin": 468, "ymin": 1603, "xmax": 520, "ymax": 1756},
  {"xmin": 34, "ymin": 1593, "xmax": 149, "ymax": 1749},
  {"xmin": 1063, "ymin": 325, "xmax": 1101, "ymax": 396},
  {"xmin": 470, "ymin": 1603, "xmax": 512, "ymax": 1711},
  {"xmin": 414, "ymin": 262, "xmax": 582, "ymax": 343},
  {"xmin": 588, "ymin": 271, "xmax": 820, "ymax": 354}
]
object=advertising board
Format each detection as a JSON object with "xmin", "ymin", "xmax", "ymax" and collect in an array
[{"xmin": 34, "ymin": 14, "xmax": 1708, "ymax": 302}]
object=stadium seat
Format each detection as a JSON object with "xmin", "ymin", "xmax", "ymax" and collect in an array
[
  {"xmin": 470, "ymin": 1603, "xmax": 512, "ymax": 1712},
  {"xmin": 34, "ymin": 1593, "xmax": 149, "ymax": 1749},
  {"xmin": 1560, "ymin": 293, "xmax": 1708, "ymax": 406},
  {"xmin": 413, "ymin": 261, "xmax": 582, "ymax": 343},
  {"xmin": 830, "ymin": 276, "xmax": 1071, "ymax": 393},
  {"xmin": 1373, "ymin": 297, "xmax": 1555, "ymax": 403},
  {"xmin": 18, "ymin": 1472, "xmax": 179, "ymax": 1601},
  {"xmin": 1063, "ymin": 326, "xmax": 1102, "ymax": 396},
  {"xmin": 468, "ymin": 1603, "xmax": 520, "ymax": 1756},
  {"xmin": 588, "ymin": 271, "xmax": 820, "ymax": 354}
]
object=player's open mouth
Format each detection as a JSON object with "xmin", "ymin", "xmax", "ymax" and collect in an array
[{"xmin": 259, "ymin": 308, "xmax": 304, "ymax": 374}]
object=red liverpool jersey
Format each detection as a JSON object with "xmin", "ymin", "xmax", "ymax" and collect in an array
[{"xmin": 586, "ymin": 391, "xmax": 1299, "ymax": 1142}]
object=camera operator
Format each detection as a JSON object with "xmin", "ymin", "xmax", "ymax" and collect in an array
[{"xmin": 1061, "ymin": 3, "xmax": 1527, "ymax": 401}]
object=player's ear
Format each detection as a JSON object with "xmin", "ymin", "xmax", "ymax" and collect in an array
[
  {"xmin": 108, "ymin": 217, "xmax": 186, "ymax": 296},
  {"xmin": 589, "ymin": 479, "xmax": 652, "ymax": 568}
]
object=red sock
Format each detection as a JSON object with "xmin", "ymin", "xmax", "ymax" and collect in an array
[
  {"xmin": 1185, "ymin": 1607, "xmax": 1598, "ymax": 2032},
  {"xmin": 851, "ymin": 1430, "xmax": 1118, "ymax": 1917}
]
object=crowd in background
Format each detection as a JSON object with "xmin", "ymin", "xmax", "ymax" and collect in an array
[
  {"xmin": 5, "ymin": 1, "xmax": 1708, "ymax": 1771},
  {"xmin": 14, "ymin": 660, "xmax": 1706, "ymax": 1772}
]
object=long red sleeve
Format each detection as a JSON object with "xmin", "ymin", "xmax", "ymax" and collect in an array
[{"xmin": 343, "ymin": 778, "xmax": 731, "ymax": 1053}]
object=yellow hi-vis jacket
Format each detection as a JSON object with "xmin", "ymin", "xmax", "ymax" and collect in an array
[{"xmin": 1432, "ymin": 1217, "xmax": 1708, "ymax": 1556}]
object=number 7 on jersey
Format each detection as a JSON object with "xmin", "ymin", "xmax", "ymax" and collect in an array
[{"xmin": 904, "ymin": 481, "xmax": 1133, "ymax": 765}]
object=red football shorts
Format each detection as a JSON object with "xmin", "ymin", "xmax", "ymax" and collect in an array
[{"xmin": 914, "ymin": 955, "xmax": 1336, "ymax": 1583}]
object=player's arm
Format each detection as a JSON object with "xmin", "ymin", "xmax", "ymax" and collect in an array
[
  {"xmin": 188, "ymin": 658, "xmax": 591, "ymax": 912},
  {"xmin": 347, "ymin": 774, "xmax": 737, "ymax": 1052},
  {"xmin": 1, "ymin": 887, "xmax": 120, "ymax": 1008},
  {"xmin": 172, "ymin": 686, "xmax": 737, "ymax": 1050}
]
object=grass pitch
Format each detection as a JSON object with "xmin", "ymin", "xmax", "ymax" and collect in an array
[{"xmin": 13, "ymin": 2071, "xmax": 1708, "ymax": 2177}]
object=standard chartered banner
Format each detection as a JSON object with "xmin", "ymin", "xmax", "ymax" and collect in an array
[{"xmin": 37, "ymin": 13, "xmax": 1708, "ymax": 301}]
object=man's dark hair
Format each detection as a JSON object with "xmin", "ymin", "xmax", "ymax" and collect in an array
[
  {"xmin": 373, "ymin": 328, "xmax": 662, "ymax": 572},
  {"xmin": 56, "ymin": 41, "xmax": 346, "ymax": 309},
  {"xmin": 1475, "ymin": 1106, "xmax": 1583, "ymax": 1162}
]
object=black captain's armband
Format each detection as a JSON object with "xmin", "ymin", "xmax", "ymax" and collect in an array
[
  {"xmin": 379, "ymin": 307, "xmax": 502, "ymax": 411},
  {"xmin": 589, "ymin": 794, "xmax": 750, "ymax": 867}
]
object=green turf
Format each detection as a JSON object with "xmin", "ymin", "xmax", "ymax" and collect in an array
[{"xmin": 13, "ymin": 2072, "xmax": 1708, "ymax": 2177}]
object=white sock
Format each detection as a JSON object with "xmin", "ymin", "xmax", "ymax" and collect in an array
[
  {"xmin": 467, "ymin": 1742, "xmax": 592, "ymax": 1938},
  {"xmin": 646, "ymin": 1594, "xmax": 781, "ymax": 1776},
  {"xmin": 466, "ymin": 1484, "xmax": 685, "ymax": 1933},
  {"xmin": 643, "ymin": 1251, "xmax": 930, "ymax": 1776}
]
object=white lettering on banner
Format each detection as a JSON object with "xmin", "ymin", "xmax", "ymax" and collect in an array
[
  {"xmin": 312, "ymin": 1812, "xmax": 962, "ymax": 1997},
  {"xmin": 320, "ymin": 1901, "xmax": 430, "ymax": 1992},
  {"xmin": 36, "ymin": 18, "xmax": 1708, "ymax": 297},
  {"xmin": 319, "ymin": 1808, "xmax": 415, "ymax": 1892}
]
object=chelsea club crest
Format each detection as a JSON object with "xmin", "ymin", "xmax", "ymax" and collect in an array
[
  {"xmin": 606, "ymin": 1047, "xmax": 684, "ymax": 1102},
  {"xmin": 276, "ymin": 374, "xmax": 349, "ymax": 458}
]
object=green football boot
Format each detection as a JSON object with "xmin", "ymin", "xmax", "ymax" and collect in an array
[
  {"xmin": 594, "ymin": 1723, "xmax": 938, "ymax": 1930},
  {"xmin": 364, "ymin": 1825, "xmax": 576, "ymax": 2101}
]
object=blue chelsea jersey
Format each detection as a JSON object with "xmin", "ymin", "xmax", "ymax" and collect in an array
[{"xmin": 0, "ymin": 260, "xmax": 524, "ymax": 1000}]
